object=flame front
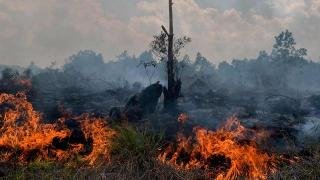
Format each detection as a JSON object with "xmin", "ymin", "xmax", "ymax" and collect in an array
[
  {"xmin": 79, "ymin": 115, "xmax": 116, "ymax": 165},
  {"xmin": 0, "ymin": 93, "xmax": 116, "ymax": 165},
  {"xmin": 159, "ymin": 116, "xmax": 276, "ymax": 180},
  {"xmin": 0, "ymin": 92, "xmax": 277, "ymax": 178}
]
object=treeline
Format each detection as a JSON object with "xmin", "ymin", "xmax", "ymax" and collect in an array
[{"xmin": 1, "ymin": 30, "xmax": 320, "ymax": 98}]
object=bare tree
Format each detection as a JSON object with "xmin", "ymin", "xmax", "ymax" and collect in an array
[{"xmin": 150, "ymin": 0, "xmax": 191, "ymax": 111}]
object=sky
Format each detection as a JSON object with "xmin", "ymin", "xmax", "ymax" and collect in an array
[{"xmin": 0, "ymin": 0, "xmax": 319, "ymax": 67}]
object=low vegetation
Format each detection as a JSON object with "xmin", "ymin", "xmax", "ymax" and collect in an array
[{"xmin": 1, "ymin": 124, "xmax": 319, "ymax": 180}]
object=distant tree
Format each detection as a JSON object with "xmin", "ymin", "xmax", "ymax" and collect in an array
[
  {"xmin": 194, "ymin": 52, "xmax": 212, "ymax": 73},
  {"xmin": 22, "ymin": 68, "xmax": 32, "ymax": 79},
  {"xmin": 117, "ymin": 50, "xmax": 137, "ymax": 63},
  {"xmin": 117, "ymin": 50, "xmax": 129, "ymax": 60},
  {"xmin": 257, "ymin": 50, "xmax": 269, "ymax": 61},
  {"xmin": 181, "ymin": 54, "xmax": 191, "ymax": 65},
  {"xmin": 26, "ymin": 61, "xmax": 41, "ymax": 75},
  {"xmin": 177, "ymin": 54, "xmax": 194, "ymax": 79},
  {"xmin": 269, "ymin": 30, "xmax": 308, "ymax": 89},
  {"xmin": 271, "ymin": 30, "xmax": 307, "ymax": 60},
  {"xmin": 65, "ymin": 50, "xmax": 105, "ymax": 75},
  {"xmin": 217, "ymin": 61, "xmax": 235, "ymax": 85},
  {"xmin": 62, "ymin": 50, "xmax": 110, "ymax": 90},
  {"xmin": 139, "ymin": 51, "xmax": 154, "ymax": 64},
  {"xmin": 2, "ymin": 68, "xmax": 19, "ymax": 80},
  {"xmin": 179, "ymin": 54, "xmax": 191, "ymax": 72}
]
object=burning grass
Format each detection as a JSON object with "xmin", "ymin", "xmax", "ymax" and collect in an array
[
  {"xmin": 159, "ymin": 116, "xmax": 277, "ymax": 180},
  {"xmin": 0, "ymin": 92, "xmax": 116, "ymax": 165},
  {"xmin": 0, "ymin": 92, "xmax": 319, "ymax": 179}
]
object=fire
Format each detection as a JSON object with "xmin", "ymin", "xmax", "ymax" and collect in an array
[
  {"xmin": 159, "ymin": 116, "xmax": 277, "ymax": 180},
  {"xmin": 17, "ymin": 78, "xmax": 32, "ymax": 89},
  {"xmin": 177, "ymin": 113, "xmax": 188, "ymax": 124},
  {"xmin": 0, "ymin": 93, "xmax": 116, "ymax": 165},
  {"xmin": 0, "ymin": 92, "xmax": 278, "ymax": 178},
  {"xmin": 0, "ymin": 92, "xmax": 69, "ymax": 162},
  {"xmin": 78, "ymin": 115, "xmax": 116, "ymax": 165}
]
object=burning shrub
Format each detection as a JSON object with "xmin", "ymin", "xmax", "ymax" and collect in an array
[{"xmin": 159, "ymin": 116, "xmax": 277, "ymax": 180}]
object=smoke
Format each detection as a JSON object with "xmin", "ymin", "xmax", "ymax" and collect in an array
[{"xmin": 1, "ymin": 28, "xmax": 320, "ymax": 152}]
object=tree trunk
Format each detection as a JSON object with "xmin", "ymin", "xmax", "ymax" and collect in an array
[{"xmin": 163, "ymin": 0, "xmax": 181, "ymax": 112}]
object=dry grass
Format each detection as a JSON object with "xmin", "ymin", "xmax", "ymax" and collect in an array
[
  {"xmin": 0, "ymin": 125, "xmax": 203, "ymax": 180},
  {"xmin": 1, "ymin": 125, "xmax": 319, "ymax": 180},
  {"xmin": 269, "ymin": 144, "xmax": 320, "ymax": 180}
]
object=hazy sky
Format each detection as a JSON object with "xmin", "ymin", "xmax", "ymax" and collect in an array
[{"xmin": 0, "ymin": 0, "xmax": 319, "ymax": 67}]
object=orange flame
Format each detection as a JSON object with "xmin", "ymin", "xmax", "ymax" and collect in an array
[
  {"xmin": 177, "ymin": 113, "xmax": 188, "ymax": 124},
  {"xmin": 0, "ymin": 93, "xmax": 116, "ymax": 165},
  {"xmin": 0, "ymin": 92, "xmax": 278, "ymax": 178},
  {"xmin": 0, "ymin": 93, "xmax": 69, "ymax": 162},
  {"xmin": 159, "ymin": 116, "xmax": 277, "ymax": 180},
  {"xmin": 17, "ymin": 78, "xmax": 32, "ymax": 89},
  {"xmin": 78, "ymin": 114, "xmax": 116, "ymax": 165}
]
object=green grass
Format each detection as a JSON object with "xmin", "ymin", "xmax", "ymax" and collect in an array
[
  {"xmin": 112, "ymin": 125, "xmax": 164, "ymax": 159},
  {"xmin": 3, "ymin": 161, "xmax": 76, "ymax": 180}
]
